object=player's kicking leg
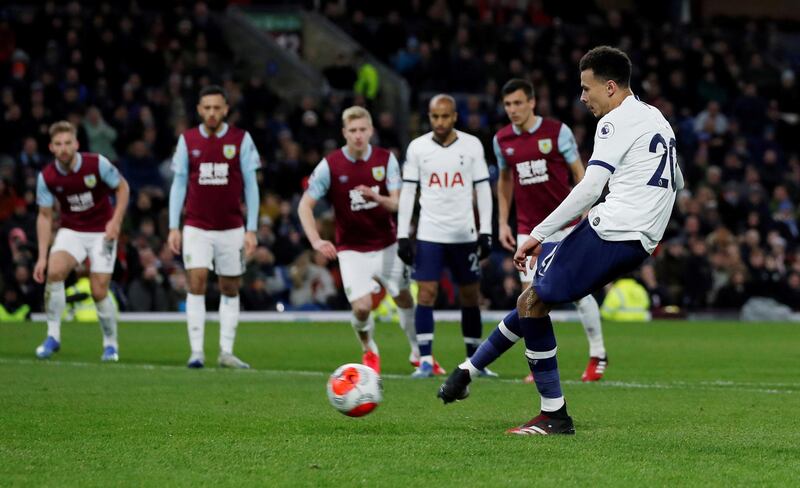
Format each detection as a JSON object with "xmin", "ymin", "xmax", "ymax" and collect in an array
[
  {"xmin": 36, "ymin": 251, "xmax": 76, "ymax": 359},
  {"xmin": 350, "ymin": 295, "xmax": 381, "ymax": 373}
]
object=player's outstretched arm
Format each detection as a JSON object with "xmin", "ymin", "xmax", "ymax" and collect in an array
[
  {"xmin": 33, "ymin": 206, "xmax": 53, "ymax": 284},
  {"xmin": 298, "ymin": 192, "xmax": 337, "ymax": 260}
]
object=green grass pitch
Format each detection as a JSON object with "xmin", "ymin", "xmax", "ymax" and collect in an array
[{"xmin": 1, "ymin": 319, "xmax": 799, "ymax": 487}]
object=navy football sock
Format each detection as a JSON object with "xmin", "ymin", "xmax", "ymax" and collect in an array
[
  {"xmin": 415, "ymin": 304, "xmax": 434, "ymax": 357},
  {"xmin": 467, "ymin": 309, "xmax": 520, "ymax": 370},
  {"xmin": 461, "ymin": 306, "xmax": 482, "ymax": 358},
  {"xmin": 520, "ymin": 315, "xmax": 563, "ymax": 402}
]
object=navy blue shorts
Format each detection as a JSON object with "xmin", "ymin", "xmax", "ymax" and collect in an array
[
  {"xmin": 412, "ymin": 240, "xmax": 480, "ymax": 285},
  {"xmin": 533, "ymin": 219, "xmax": 650, "ymax": 304}
]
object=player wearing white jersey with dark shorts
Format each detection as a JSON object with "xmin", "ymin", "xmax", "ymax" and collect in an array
[
  {"xmin": 439, "ymin": 46, "xmax": 684, "ymax": 436},
  {"xmin": 397, "ymin": 94, "xmax": 494, "ymax": 378}
]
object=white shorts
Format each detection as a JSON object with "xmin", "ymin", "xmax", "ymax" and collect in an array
[
  {"xmin": 338, "ymin": 243, "xmax": 410, "ymax": 302},
  {"xmin": 51, "ymin": 228, "xmax": 117, "ymax": 274},
  {"xmin": 183, "ymin": 225, "xmax": 245, "ymax": 276},
  {"xmin": 517, "ymin": 226, "xmax": 575, "ymax": 283}
]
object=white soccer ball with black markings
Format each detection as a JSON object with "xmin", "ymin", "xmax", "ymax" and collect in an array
[{"xmin": 326, "ymin": 363, "xmax": 383, "ymax": 417}]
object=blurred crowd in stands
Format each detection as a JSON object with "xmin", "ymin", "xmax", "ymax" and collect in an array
[{"xmin": 0, "ymin": 1, "xmax": 798, "ymax": 316}]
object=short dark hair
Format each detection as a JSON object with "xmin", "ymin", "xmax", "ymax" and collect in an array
[
  {"xmin": 198, "ymin": 84, "xmax": 228, "ymax": 103},
  {"xmin": 501, "ymin": 78, "xmax": 535, "ymax": 99},
  {"xmin": 579, "ymin": 46, "xmax": 632, "ymax": 87}
]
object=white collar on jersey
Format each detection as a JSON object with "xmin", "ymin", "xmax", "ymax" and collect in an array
[
  {"xmin": 199, "ymin": 122, "xmax": 229, "ymax": 138},
  {"xmin": 55, "ymin": 152, "xmax": 82, "ymax": 175},
  {"xmin": 511, "ymin": 116, "xmax": 544, "ymax": 136},
  {"xmin": 342, "ymin": 144, "xmax": 372, "ymax": 162}
]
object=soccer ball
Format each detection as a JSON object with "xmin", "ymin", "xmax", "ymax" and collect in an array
[{"xmin": 326, "ymin": 363, "xmax": 382, "ymax": 417}]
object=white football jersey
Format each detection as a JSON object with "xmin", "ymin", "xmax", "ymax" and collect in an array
[
  {"xmin": 402, "ymin": 130, "xmax": 489, "ymax": 243},
  {"xmin": 587, "ymin": 95, "xmax": 681, "ymax": 252}
]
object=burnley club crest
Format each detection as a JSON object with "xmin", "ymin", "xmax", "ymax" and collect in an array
[
  {"xmin": 83, "ymin": 174, "xmax": 97, "ymax": 188},
  {"xmin": 223, "ymin": 144, "xmax": 237, "ymax": 159},
  {"xmin": 538, "ymin": 138, "xmax": 553, "ymax": 154},
  {"xmin": 372, "ymin": 166, "xmax": 385, "ymax": 181}
]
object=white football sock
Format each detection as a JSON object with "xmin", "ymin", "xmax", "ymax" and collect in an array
[
  {"xmin": 219, "ymin": 294, "xmax": 240, "ymax": 355},
  {"xmin": 575, "ymin": 295, "xmax": 606, "ymax": 358},
  {"xmin": 186, "ymin": 293, "xmax": 206, "ymax": 354},
  {"xmin": 45, "ymin": 281, "xmax": 65, "ymax": 342},
  {"xmin": 541, "ymin": 395, "xmax": 565, "ymax": 412},
  {"xmin": 95, "ymin": 295, "xmax": 118, "ymax": 348},
  {"xmin": 397, "ymin": 306, "xmax": 419, "ymax": 357},
  {"xmin": 351, "ymin": 314, "xmax": 377, "ymax": 353}
]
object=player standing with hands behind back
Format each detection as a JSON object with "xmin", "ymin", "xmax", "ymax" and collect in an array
[
  {"xmin": 168, "ymin": 85, "xmax": 261, "ymax": 369},
  {"xmin": 34, "ymin": 121, "xmax": 129, "ymax": 362},
  {"xmin": 397, "ymin": 94, "xmax": 494, "ymax": 378}
]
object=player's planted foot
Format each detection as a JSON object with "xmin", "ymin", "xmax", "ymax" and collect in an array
[
  {"xmin": 187, "ymin": 352, "xmax": 205, "ymax": 369},
  {"xmin": 507, "ymin": 406, "xmax": 575, "ymax": 435},
  {"xmin": 362, "ymin": 351, "xmax": 380, "ymax": 374},
  {"xmin": 411, "ymin": 361, "xmax": 434, "ymax": 378},
  {"xmin": 218, "ymin": 353, "xmax": 250, "ymax": 369},
  {"xmin": 582, "ymin": 356, "xmax": 607, "ymax": 382},
  {"xmin": 437, "ymin": 367, "xmax": 471, "ymax": 403},
  {"xmin": 101, "ymin": 346, "xmax": 119, "ymax": 362},
  {"xmin": 410, "ymin": 356, "xmax": 446, "ymax": 375},
  {"xmin": 35, "ymin": 336, "xmax": 60, "ymax": 359}
]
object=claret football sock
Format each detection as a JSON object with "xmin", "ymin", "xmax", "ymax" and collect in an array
[
  {"xmin": 465, "ymin": 308, "xmax": 521, "ymax": 371},
  {"xmin": 219, "ymin": 294, "xmax": 240, "ymax": 355},
  {"xmin": 461, "ymin": 306, "xmax": 482, "ymax": 358},
  {"xmin": 186, "ymin": 293, "xmax": 206, "ymax": 354},
  {"xmin": 45, "ymin": 281, "xmax": 66, "ymax": 342}
]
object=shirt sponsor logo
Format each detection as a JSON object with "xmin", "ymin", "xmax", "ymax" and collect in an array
[
  {"xmin": 349, "ymin": 185, "xmax": 380, "ymax": 211},
  {"xmin": 599, "ymin": 122, "xmax": 615, "ymax": 139},
  {"xmin": 223, "ymin": 144, "xmax": 237, "ymax": 159},
  {"xmin": 83, "ymin": 174, "xmax": 97, "ymax": 188},
  {"xmin": 66, "ymin": 191, "xmax": 94, "ymax": 212},
  {"xmin": 427, "ymin": 171, "xmax": 464, "ymax": 188},
  {"xmin": 516, "ymin": 159, "xmax": 549, "ymax": 185},
  {"xmin": 198, "ymin": 162, "xmax": 229, "ymax": 185},
  {"xmin": 538, "ymin": 138, "xmax": 553, "ymax": 154},
  {"xmin": 372, "ymin": 166, "xmax": 385, "ymax": 182}
]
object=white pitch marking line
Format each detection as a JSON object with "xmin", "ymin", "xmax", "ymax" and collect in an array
[{"xmin": 0, "ymin": 358, "xmax": 796, "ymax": 395}]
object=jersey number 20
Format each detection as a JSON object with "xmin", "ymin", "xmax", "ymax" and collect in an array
[{"xmin": 646, "ymin": 134, "xmax": 677, "ymax": 191}]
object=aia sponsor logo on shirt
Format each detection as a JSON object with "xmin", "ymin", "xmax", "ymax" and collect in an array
[{"xmin": 427, "ymin": 171, "xmax": 464, "ymax": 188}]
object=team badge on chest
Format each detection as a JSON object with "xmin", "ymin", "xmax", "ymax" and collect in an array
[
  {"xmin": 371, "ymin": 166, "xmax": 386, "ymax": 182},
  {"xmin": 83, "ymin": 174, "xmax": 97, "ymax": 188},
  {"xmin": 538, "ymin": 138, "xmax": 553, "ymax": 154},
  {"xmin": 223, "ymin": 144, "xmax": 237, "ymax": 159}
]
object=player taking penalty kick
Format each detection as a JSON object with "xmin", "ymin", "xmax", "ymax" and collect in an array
[
  {"xmin": 447, "ymin": 78, "xmax": 608, "ymax": 384},
  {"xmin": 439, "ymin": 46, "xmax": 684, "ymax": 435},
  {"xmin": 298, "ymin": 106, "xmax": 419, "ymax": 374},
  {"xmin": 168, "ymin": 85, "xmax": 261, "ymax": 369},
  {"xmin": 34, "ymin": 121, "xmax": 129, "ymax": 362}
]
